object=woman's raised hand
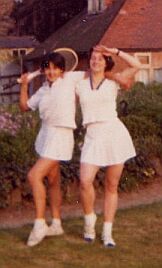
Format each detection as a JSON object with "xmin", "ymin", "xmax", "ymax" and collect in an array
[{"xmin": 94, "ymin": 45, "xmax": 119, "ymax": 56}]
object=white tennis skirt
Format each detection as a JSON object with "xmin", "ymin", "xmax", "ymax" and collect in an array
[
  {"xmin": 81, "ymin": 119, "xmax": 136, "ymax": 167},
  {"xmin": 35, "ymin": 124, "xmax": 74, "ymax": 161}
]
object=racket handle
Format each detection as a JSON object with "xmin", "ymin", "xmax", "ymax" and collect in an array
[{"xmin": 17, "ymin": 70, "xmax": 41, "ymax": 83}]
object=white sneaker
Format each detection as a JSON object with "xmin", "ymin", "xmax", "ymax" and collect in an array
[
  {"xmin": 27, "ymin": 223, "xmax": 49, "ymax": 247},
  {"xmin": 102, "ymin": 233, "xmax": 116, "ymax": 248},
  {"xmin": 46, "ymin": 224, "xmax": 64, "ymax": 236},
  {"xmin": 84, "ymin": 214, "xmax": 97, "ymax": 242}
]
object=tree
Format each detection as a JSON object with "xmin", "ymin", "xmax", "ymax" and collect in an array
[
  {"xmin": 13, "ymin": 0, "xmax": 87, "ymax": 41},
  {"xmin": 0, "ymin": 0, "xmax": 15, "ymax": 36}
]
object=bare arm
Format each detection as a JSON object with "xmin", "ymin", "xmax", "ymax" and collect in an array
[
  {"xmin": 113, "ymin": 49, "xmax": 142, "ymax": 89},
  {"xmin": 19, "ymin": 74, "xmax": 30, "ymax": 112},
  {"xmin": 95, "ymin": 46, "xmax": 142, "ymax": 90},
  {"xmin": 115, "ymin": 49, "xmax": 141, "ymax": 69}
]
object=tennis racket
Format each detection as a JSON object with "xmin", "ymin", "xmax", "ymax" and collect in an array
[{"xmin": 17, "ymin": 48, "xmax": 78, "ymax": 84}]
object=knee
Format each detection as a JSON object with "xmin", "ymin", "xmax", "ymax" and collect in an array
[
  {"xmin": 80, "ymin": 178, "xmax": 93, "ymax": 191},
  {"xmin": 27, "ymin": 170, "xmax": 42, "ymax": 186},
  {"xmin": 48, "ymin": 176, "xmax": 60, "ymax": 187},
  {"xmin": 105, "ymin": 180, "xmax": 118, "ymax": 194},
  {"xmin": 27, "ymin": 170, "xmax": 35, "ymax": 186}
]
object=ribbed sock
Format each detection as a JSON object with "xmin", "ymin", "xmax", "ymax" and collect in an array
[
  {"xmin": 52, "ymin": 218, "xmax": 61, "ymax": 226},
  {"xmin": 34, "ymin": 218, "xmax": 46, "ymax": 228},
  {"xmin": 84, "ymin": 213, "xmax": 96, "ymax": 225},
  {"xmin": 103, "ymin": 222, "xmax": 113, "ymax": 237}
]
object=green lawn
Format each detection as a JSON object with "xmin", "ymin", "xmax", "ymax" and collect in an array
[{"xmin": 0, "ymin": 202, "xmax": 162, "ymax": 268}]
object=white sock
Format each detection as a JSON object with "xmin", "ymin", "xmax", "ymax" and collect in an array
[
  {"xmin": 103, "ymin": 222, "xmax": 113, "ymax": 237},
  {"xmin": 34, "ymin": 218, "xmax": 46, "ymax": 228},
  {"xmin": 52, "ymin": 218, "xmax": 61, "ymax": 226},
  {"xmin": 84, "ymin": 213, "xmax": 96, "ymax": 225}
]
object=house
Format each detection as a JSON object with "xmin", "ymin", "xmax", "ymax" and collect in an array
[
  {"xmin": 25, "ymin": 0, "xmax": 162, "ymax": 85},
  {"xmin": 24, "ymin": 0, "xmax": 125, "ymax": 66},
  {"xmin": 0, "ymin": 36, "xmax": 39, "ymax": 103},
  {"xmin": 100, "ymin": 0, "xmax": 162, "ymax": 84}
]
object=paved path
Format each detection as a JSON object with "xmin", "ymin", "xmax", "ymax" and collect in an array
[{"xmin": 0, "ymin": 178, "xmax": 162, "ymax": 229}]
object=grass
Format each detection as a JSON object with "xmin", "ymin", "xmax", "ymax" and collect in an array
[{"xmin": 0, "ymin": 203, "xmax": 162, "ymax": 268}]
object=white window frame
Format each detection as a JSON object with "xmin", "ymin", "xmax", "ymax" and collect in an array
[
  {"xmin": 154, "ymin": 68, "xmax": 162, "ymax": 83},
  {"xmin": 134, "ymin": 52, "xmax": 152, "ymax": 84},
  {"xmin": 135, "ymin": 52, "xmax": 151, "ymax": 68}
]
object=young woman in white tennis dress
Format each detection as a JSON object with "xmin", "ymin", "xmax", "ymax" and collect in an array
[
  {"xmin": 76, "ymin": 46, "xmax": 141, "ymax": 247},
  {"xmin": 20, "ymin": 52, "xmax": 84, "ymax": 247}
]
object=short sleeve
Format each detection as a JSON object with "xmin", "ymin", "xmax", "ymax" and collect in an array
[
  {"xmin": 27, "ymin": 87, "xmax": 44, "ymax": 111},
  {"xmin": 68, "ymin": 71, "xmax": 85, "ymax": 84}
]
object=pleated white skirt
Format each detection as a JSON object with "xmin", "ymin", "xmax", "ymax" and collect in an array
[
  {"xmin": 35, "ymin": 124, "xmax": 74, "ymax": 161},
  {"xmin": 81, "ymin": 119, "xmax": 136, "ymax": 167}
]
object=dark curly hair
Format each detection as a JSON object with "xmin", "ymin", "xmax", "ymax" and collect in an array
[{"xmin": 40, "ymin": 52, "xmax": 65, "ymax": 72}]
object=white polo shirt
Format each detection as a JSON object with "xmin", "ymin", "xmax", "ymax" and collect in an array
[
  {"xmin": 27, "ymin": 71, "xmax": 84, "ymax": 129},
  {"xmin": 76, "ymin": 78, "xmax": 119, "ymax": 126}
]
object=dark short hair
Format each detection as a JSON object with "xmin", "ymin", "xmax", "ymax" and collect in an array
[
  {"xmin": 88, "ymin": 48, "xmax": 115, "ymax": 72},
  {"xmin": 40, "ymin": 52, "xmax": 65, "ymax": 72}
]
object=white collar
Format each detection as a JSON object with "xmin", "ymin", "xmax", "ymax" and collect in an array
[{"xmin": 43, "ymin": 77, "xmax": 62, "ymax": 88}]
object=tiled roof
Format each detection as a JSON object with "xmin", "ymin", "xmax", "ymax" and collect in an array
[
  {"xmin": 25, "ymin": 0, "xmax": 126, "ymax": 60},
  {"xmin": 100, "ymin": 0, "xmax": 162, "ymax": 51}
]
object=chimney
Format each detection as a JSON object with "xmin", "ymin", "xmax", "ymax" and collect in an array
[{"xmin": 88, "ymin": 0, "xmax": 107, "ymax": 15}]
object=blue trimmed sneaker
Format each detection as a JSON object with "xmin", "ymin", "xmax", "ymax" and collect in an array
[
  {"xmin": 84, "ymin": 214, "xmax": 97, "ymax": 242},
  {"xmin": 102, "ymin": 234, "xmax": 116, "ymax": 248}
]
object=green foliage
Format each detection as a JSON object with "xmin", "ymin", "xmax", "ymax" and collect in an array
[
  {"xmin": 117, "ymin": 82, "xmax": 162, "ymax": 191},
  {"xmin": 0, "ymin": 109, "xmax": 39, "ymax": 207}
]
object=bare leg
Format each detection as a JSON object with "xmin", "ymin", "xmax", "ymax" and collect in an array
[
  {"xmin": 102, "ymin": 164, "xmax": 124, "ymax": 247},
  {"xmin": 104, "ymin": 164, "xmax": 124, "ymax": 222},
  {"xmin": 48, "ymin": 164, "xmax": 62, "ymax": 219},
  {"xmin": 80, "ymin": 163, "xmax": 99, "ymax": 241},
  {"xmin": 80, "ymin": 163, "xmax": 99, "ymax": 215},
  {"xmin": 27, "ymin": 158, "xmax": 58, "ymax": 219}
]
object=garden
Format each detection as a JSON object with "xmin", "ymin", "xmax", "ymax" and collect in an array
[{"xmin": 0, "ymin": 82, "xmax": 162, "ymax": 208}]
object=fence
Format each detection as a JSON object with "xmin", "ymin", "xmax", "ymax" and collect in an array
[{"xmin": 0, "ymin": 74, "xmax": 21, "ymax": 104}]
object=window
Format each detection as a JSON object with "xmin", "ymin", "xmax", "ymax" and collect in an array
[
  {"xmin": 135, "ymin": 53, "xmax": 151, "ymax": 67},
  {"xmin": 13, "ymin": 50, "xmax": 19, "ymax": 57},
  {"xmin": 137, "ymin": 69, "xmax": 150, "ymax": 84},
  {"xmin": 137, "ymin": 55, "xmax": 150, "ymax": 65},
  {"xmin": 20, "ymin": 49, "xmax": 26, "ymax": 56},
  {"xmin": 12, "ymin": 49, "xmax": 26, "ymax": 57},
  {"xmin": 135, "ymin": 53, "xmax": 151, "ymax": 84},
  {"xmin": 154, "ymin": 69, "xmax": 162, "ymax": 83},
  {"xmin": 88, "ymin": 0, "xmax": 106, "ymax": 14}
]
